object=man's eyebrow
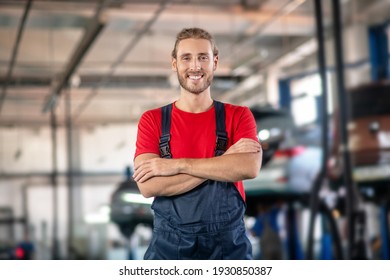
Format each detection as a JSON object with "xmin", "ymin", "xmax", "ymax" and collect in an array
[
  {"xmin": 179, "ymin": 53, "xmax": 191, "ymax": 58},
  {"xmin": 179, "ymin": 52, "xmax": 211, "ymax": 57}
]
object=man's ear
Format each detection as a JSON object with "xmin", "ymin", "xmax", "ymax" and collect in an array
[
  {"xmin": 213, "ymin": 55, "xmax": 219, "ymax": 71},
  {"xmin": 171, "ymin": 58, "xmax": 177, "ymax": 72}
]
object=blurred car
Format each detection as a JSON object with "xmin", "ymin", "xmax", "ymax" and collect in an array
[
  {"xmin": 329, "ymin": 81, "xmax": 390, "ymax": 196},
  {"xmin": 110, "ymin": 176, "xmax": 154, "ymax": 239},
  {"xmin": 244, "ymin": 105, "xmax": 322, "ymax": 216}
]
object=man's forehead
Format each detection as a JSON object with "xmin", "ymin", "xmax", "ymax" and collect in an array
[{"xmin": 176, "ymin": 38, "xmax": 213, "ymax": 55}]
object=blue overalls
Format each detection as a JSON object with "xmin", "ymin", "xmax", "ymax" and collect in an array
[{"xmin": 144, "ymin": 101, "xmax": 253, "ymax": 260}]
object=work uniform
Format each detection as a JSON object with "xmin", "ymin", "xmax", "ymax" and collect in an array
[{"xmin": 135, "ymin": 100, "xmax": 258, "ymax": 259}]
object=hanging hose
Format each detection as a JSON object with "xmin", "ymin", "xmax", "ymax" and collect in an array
[
  {"xmin": 306, "ymin": 0, "xmax": 332, "ymax": 259},
  {"xmin": 331, "ymin": 0, "xmax": 367, "ymax": 260},
  {"xmin": 319, "ymin": 200, "xmax": 343, "ymax": 259},
  {"xmin": 307, "ymin": 0, "xmax": 367, "ymax": 260}
]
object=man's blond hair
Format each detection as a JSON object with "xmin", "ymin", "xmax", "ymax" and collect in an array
[{"xmin": 171, "ymin": 27, "xmax": 219, "ymax": 59}]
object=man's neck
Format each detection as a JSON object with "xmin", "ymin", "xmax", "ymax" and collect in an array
[{"xmin": 176, "ymin": 91, "xmax": 213, "ymax": 113}]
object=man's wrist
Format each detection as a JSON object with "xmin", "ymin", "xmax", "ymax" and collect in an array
[{"xmin": 177, "ymin": 158, "xmax": 192, "ymax": 175}]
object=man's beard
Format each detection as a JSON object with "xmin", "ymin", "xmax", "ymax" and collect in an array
[{"xmin": 177, "ymin": 71, "xmax": 213, "ymax": 94}]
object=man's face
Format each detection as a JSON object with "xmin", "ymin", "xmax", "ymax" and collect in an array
[{"xmin": 172, "ymin": 38, "xmax": 218, "ymax": 95}]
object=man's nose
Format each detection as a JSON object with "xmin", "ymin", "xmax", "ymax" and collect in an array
[{"xmin": 190, "ymin": 59, "xmax": 200, "ymax": 70}]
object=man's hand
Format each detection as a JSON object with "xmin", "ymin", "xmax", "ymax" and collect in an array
[
  {"xmin": 224, "ymin": 138, "xmax": 261, "ymax": 155},
  {"xmin": 133, "ymin": 157, "xmax": 180, "ymax": 183}
]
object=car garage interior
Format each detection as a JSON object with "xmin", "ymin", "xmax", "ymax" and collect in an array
[{"xmin": 0, "ymin": 0, "xmax": 390, "ymax": 260}]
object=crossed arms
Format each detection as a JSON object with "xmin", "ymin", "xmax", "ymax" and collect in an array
[{"xmin": 133, "ymin": 138, "xmax": 262, "ymax": 198}]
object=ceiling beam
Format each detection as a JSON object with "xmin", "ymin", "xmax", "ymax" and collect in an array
[
  {"xmin": 72, "ymin": 0, "xmax": 170, "ymax": 120},
  {"xmin": 227, "ymin": 0, "xmax": 308, "ymax": 60},
  {"xmin": 0, "ymin": 0, "xmax": 32, "ymax": 115},
  {"xmin": 41, "ymin": 0, "xmax": 110, "ymax": 113}
]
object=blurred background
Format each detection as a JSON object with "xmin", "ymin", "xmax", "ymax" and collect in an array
[{"xmin": 0, "ymin": 0, "xmax": 389, "ymax": 260}]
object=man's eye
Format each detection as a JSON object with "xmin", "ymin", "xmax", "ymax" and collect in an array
[
  {"xmin": 200, "ymin": 56, "xmax": 209, "ymax": 61},
  {"xmin": 182, "ymin": 57, "xmax": 190, "ymax": 61}
]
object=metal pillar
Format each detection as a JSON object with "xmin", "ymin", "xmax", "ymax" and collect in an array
[
  {"xmin": 65, "ymin": 88, "xmax": 74, "ymax": 259},
  {"xmin": 65, "ymin": 87, "xmax": 84, "ymax": 259},
  {"xmin": 50, "ymin": 108, "xmax": 60, "ymax": 259},
  {"xmin": 331, "ymin": 0, "xmax": 366, "ymax": 259}
]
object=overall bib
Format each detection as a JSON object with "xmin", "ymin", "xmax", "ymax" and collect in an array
[{"xmin": 144, "ymin": 101, "xmax": 252, "ymax": 260}]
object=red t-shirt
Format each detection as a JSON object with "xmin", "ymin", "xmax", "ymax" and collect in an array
[{"xmin": 134, "ymin": 101, "xmax": 258, "ymax": 201}]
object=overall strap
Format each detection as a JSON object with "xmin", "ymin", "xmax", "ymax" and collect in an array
[
  {"xmin": 213, "ymin": 100, "xmax": 228, "ymax": 157},
  {"xmin": 159, "ymin": 103, "xmax": 172, "ymax": 158},
  {"xmin": 159, "ymin": 101, "xmax": 228, "ymax": 158}
]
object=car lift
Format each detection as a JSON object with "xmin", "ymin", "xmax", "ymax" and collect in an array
[{"xmin": 306, "ymin": 0, "xmax": 369, "ymax": 260}]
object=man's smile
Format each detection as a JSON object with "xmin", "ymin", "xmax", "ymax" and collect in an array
[
  {"xmin": 188, "ymin": 75, "xmax": 203, "ymax": 80},
  {"xmin": 187, "ymin": 72, "xmax": 204, "ymax": 81}
]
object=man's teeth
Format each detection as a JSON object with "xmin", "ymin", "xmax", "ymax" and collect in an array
[{"xmin": 189, "ymin": 75, "xmax": 202, "ymax": 80}]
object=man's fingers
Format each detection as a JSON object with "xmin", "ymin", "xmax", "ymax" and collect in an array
[
  {"xmin": 133, "ymin": 162, "xmax": 152, "ymax": 182},
  {"xmin": 240, "ymin": 139, "xmax": 261, "ymax": 151},
  {"xmin": 133, "ymin": 169, "xmax": 144, "ymax": 182},
  {"xmin": 225, "ymin": 138, "xmax": 261, "ymax": 155},
  {"xmin": 137, "ymin": 171, "xmax": 152, "ymax": 183},
  {"xmin": 134, "ymin": 168, "xmax": 153, "ymax": 183},
  {"xmin": 133, "ymin": 158, "xmax": 175, "ymax": 182}
]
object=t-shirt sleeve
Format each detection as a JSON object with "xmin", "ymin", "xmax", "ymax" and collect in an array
[
  {"xmin": 232, "ymin": 106, "xmax": 258, "ymax": 143},
  {"xmin": 134, "ymin": 110, "xmax": 160, "ymax": 159}
]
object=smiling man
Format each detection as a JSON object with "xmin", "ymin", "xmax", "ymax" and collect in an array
[{"xmin": 133, "ymin": 27, "xmax": 262, "ymax": 260}]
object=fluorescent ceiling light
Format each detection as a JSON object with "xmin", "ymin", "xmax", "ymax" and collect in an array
[{"xmin": 121, "ymin": 193, "xmax": 153, "ymax": 205}]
